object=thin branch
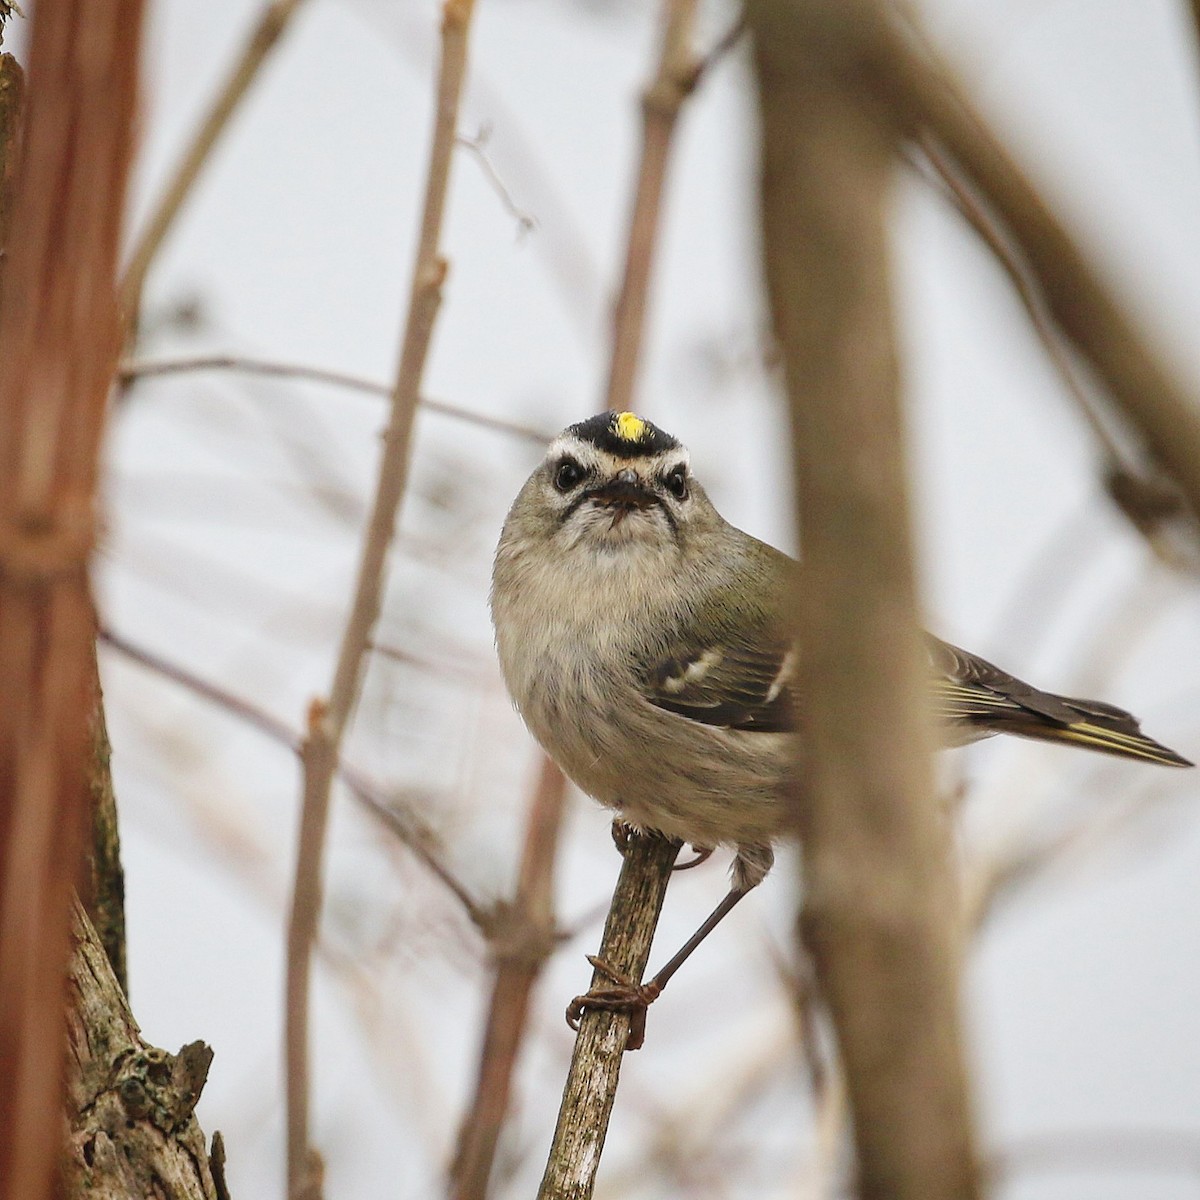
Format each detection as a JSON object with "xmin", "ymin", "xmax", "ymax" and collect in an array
[
  {"xmin": 749, "ymin": 2, "xmax": 981, "ymax": 1197},
  {"xmin": 284, "ymin": 2, "xmax": 477, "ymax": 1195},
  {"xmin": 119, "ymin": 0, "xmax": 310, "ymax": 323},
  {"xmin": 907, "ymin": 136, "xmax": 1120, "ymax": 462},
  {"xmin": 679, "ymin": 14, "xmax": 746, "ymax": 94},
  {"xmin": 603, "ymin": 0, "xmax": 699, "ymax": 413},
  {"xmin": 117, "ymin": 353, "xmax": 551, "ymax": 444},
  {"xmin": 0, "ymin": 3, "xmax": 143, "ymax": 1196},
  {"xmin": 96, "ymin": 626, "xmax": 488, "ymax": 929},
  {"xmin": 456, "ymin": 123, "xmax": 537, "ymax": 237},
  {"xmin": 908, "ymin": 135, "xmax": 1199, "ymax": 567},
  {"xmin": 449, "ymin": 756, "xmax": 567, "ymax": 1200},
  {"xmin": 876, "ymin": 16, "xmax": 1200, "ymax": 527},
  {"xmin": 537, "ymin": 833, "xmax": 682, "ymax": 1200}
]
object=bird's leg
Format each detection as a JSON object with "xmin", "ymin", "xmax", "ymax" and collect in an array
[{"xmin": 566, "ymin": 885, "xmax": 749, "ymax": 1051}]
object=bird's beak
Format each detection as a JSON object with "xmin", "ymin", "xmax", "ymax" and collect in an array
[{"xmin": 586, "ymin": 469, "xmax": 656, "ymax": 527}]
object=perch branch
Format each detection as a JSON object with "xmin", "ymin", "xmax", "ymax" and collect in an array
[
  {"xmin": 749, "ymin": 2, "xmax": 981, "ymax": 1197},
  {"xmin": 284, "ymin": 3, "xmax": 477, "ymax": 1196},
  {"xmin": 537, "ymin": 833, "xmax": 681, "ymax": 1200},
  {"xmin": 536, "ymin": 3, "xmax": 712, "ymax": 1195}
]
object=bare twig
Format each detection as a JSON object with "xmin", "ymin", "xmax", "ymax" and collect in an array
[
  {"xmin": 0, "ymin": 3, "xmax": 143, "ymax": 1196},
  {"xmin": 537, "ymin": 832, "xmax": 682, "ymax": 1200},
  {"xmin": 118, "ymin": 353, "xmax": 551, "ymax": 444},
  {"xmin": 908, "ymin": 135, "xmax": 1120, "ymax": 463},
  {"xmin": 603, "ymin": 0, "xmax": 699, "ymax": 413},
  {"xmin": 97, "ymin": 625, "xmax": 488, "ymax": 929},
  {"xmin": 456, "ymin": 123, "xmax": 537, "ymax": 237},
  {"xmin": 909, "ymin": 135, "xmax": 1199, "ymax": 566},
  {"xmin": 119, "ymin": 0, "xmax": 310, "ymax": 324},
  {"xmin": 750, "ymin": 2, "xmax": 981, "ymax": 1197},
  {"xmin": 876, "ymin": 17, "xmax": 1200, "ymax": 525},
  {"xmin": 284, "ymin": 3, "xmax": 477, "ymax": 1195},
  {"xmin": 449, "ymin": 756, "xmax": 567, "ymax": 1200}
]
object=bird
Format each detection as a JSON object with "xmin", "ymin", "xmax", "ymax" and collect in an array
[{"xmin": 490, "ymin": 410, "xmax": 1191, "ymax": 1041}]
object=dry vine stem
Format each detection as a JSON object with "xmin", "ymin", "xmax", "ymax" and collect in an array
[
  {"xmin": 749, "ymin": 1, "xmax": 981, "ymax": 1198},
  {"xmin": 283, "ymin": 2, "xmax": 477, "ymax": 1196},
  {"xmin": 119, "ymin": 0, "xmax": 310, "ymax": 322},
  {"xmin": 0, "ymin": 2, "xmax": 144, "ymax": 1197}
]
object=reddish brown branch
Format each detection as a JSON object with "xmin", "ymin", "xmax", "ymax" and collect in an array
[{"xmin": 0, "ymin": 3, "xmax": 144, "ymax": 1198}]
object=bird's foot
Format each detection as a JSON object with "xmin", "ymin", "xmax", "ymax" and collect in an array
[
  {"xmin": 673, "ymin": 844, "xmax": 714, "ymax": 871},
  {"xmin": 565, "ymin": 955, "xmax": 662, "ymax": 1051}
]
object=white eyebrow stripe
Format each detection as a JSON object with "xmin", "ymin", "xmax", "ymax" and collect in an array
[{"xmin": 543, "ymin": 434, "xmax": 692, "ymax": 475}]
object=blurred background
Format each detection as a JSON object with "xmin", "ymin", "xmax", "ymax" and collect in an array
[{"xmin": 11, "ymin": 0, "xmax": 1200, "ymax": 1195}]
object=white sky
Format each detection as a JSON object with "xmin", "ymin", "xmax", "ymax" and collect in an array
[{"xmin": 18, "ymin": 0, "xmax": 1200, "ymax": 1195}]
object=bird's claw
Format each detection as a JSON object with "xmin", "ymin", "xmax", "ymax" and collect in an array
[
  {"xmin": 565, "ymin": 955, "xmax": 662, "ymax": 1051},
  {"xmin": 610, "ymin": 820, "xmax": 637, "ymax": 856},
  {"xmin": 673, "ymin": 844, "xmax": 713, "ymax": 871}
]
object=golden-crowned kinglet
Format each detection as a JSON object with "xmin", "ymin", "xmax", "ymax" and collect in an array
[{"xmin": 491, "ymin": 411, "xmax": 1190, "ymax": 1028}]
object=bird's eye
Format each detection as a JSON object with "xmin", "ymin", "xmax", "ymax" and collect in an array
[
  {"xmin": 664, "ymin": 466, "xmax": 688, "ymax": 500},
  {"xmin": 554, "ymin": 458, "xmax": 585, "ymax": 492}
]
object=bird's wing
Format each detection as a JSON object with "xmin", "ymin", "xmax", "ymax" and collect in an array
[
  {"xmin": 639, "ymin": 620, "xmax": 796, "ymax": 733},
  {"xmin": 925, "ymin": 636, "xmax": 1081, "ymax": 725}
]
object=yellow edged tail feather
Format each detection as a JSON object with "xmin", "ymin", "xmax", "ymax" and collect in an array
[{"xmin": 1013, "ymin": 718, "xmax": 1192, "ymax": 768}]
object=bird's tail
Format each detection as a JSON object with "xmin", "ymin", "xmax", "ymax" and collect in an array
[{"xmin": 998, "ymin": 698, "xmax": 1192, "ymax": 768}]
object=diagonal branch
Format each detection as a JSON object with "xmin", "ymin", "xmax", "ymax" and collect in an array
[
  {"xmin": 283, "ymin": 3, "xmax": 477, "ymax": 1196},
  {"xmin": 877, "ymin": 18, "xmax": 1200, "ymax": 525},
  {"xmin": 117, "ymin": 353, "xmax": 551, "ymax": 444}
]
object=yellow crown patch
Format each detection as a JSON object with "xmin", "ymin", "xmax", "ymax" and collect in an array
[{"xmin": 613, "ymin": 412, "xmax": 647, "ymax": 442}]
